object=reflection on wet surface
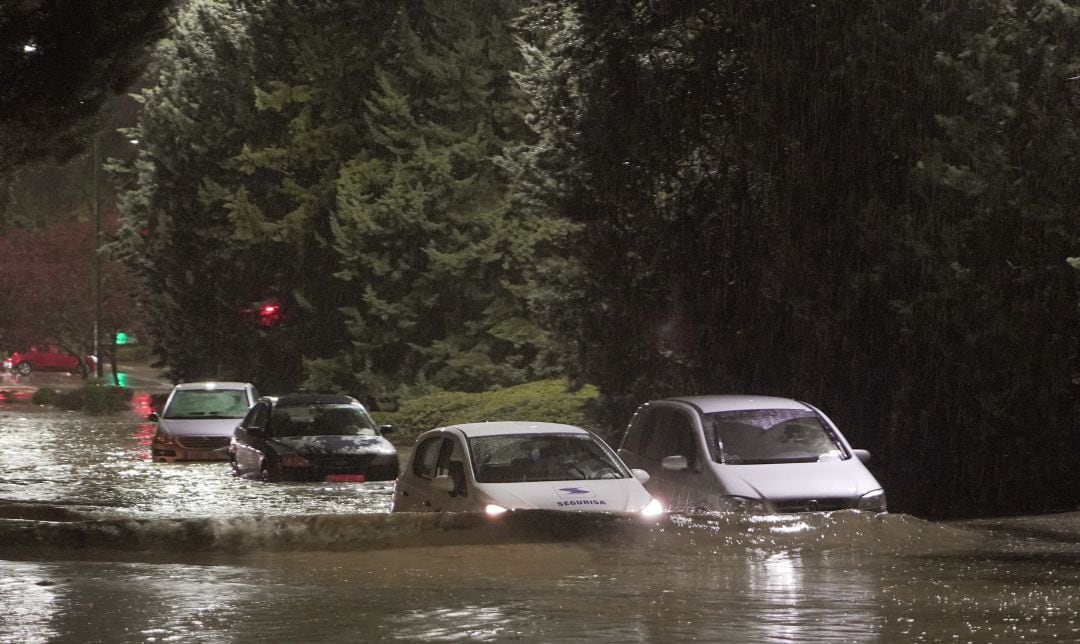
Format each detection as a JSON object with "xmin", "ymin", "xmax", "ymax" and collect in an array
[{"xmin": 2, "ymin": 409, "xmax": 1080, "ymax": 642}]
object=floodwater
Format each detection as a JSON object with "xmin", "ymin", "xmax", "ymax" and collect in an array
[{"xmin": 2, "ymin": 407, "xmax": 1079, "ymax": 643}]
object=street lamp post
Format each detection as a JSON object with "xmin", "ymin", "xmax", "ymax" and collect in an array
[{"xmin": 93, "ymin": 133, "xmax": 103, "ymax": 378}]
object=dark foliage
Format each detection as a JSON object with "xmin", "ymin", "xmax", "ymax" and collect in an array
[
  {"xmin": 519, "ymin": 0, "xmax": 1080, "ymax": 518},
  {"xmin": 0, "ymin": 0, "xmax": 173, "ymax": 173}
]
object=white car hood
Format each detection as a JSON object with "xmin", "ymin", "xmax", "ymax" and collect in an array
[
  {"xmin": 720, "ymin": 459, "xmax": 880, "ymax": 501},
  {"xmin": 159, "ymin": 417, "xmax": 242, "ymax": 438},
  {"xmin": 478, "ymin": 479, "xmax": 653, "ymax": 513}
]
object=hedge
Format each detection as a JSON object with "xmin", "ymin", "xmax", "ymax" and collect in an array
[{"xmin": 374, "ymin": 379, "xmax": 600, "ymax": 444}]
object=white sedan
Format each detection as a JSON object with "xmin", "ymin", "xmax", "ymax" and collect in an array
[{"xmin": 393, "ymin": 421, "xmax": 663, "ymax": 517}]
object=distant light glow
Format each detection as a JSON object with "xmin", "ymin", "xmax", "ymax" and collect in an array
[{"xmin": 23, "ymin": 43, "xmax": 37, "ymax": 53}]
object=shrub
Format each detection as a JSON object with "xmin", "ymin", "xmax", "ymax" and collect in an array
[
  {"xmin": 56, "ymin": 381, "xmax": 133, "ymax": 413},
  {"xmin": 115, "ymin": 343, "xmax": 151, "ymax": 363},
  {"xmin": 32, "ymin": 387, "xmax": 60, "ymax": 405},
  {"xmin": 375, "ymin": 379, "xmax": 600, "ymax": 444}
]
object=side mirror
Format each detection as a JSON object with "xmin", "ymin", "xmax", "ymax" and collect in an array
[
  {"xmin": 379, "ymin": 424, "xmax": 395, "ymax": 434},
  {"xmin": 661, "ymin": 455, "xmax": 689, "ymax": 471},
  {"xmin": 631, "ymin": 468, "xmax": 650, "ymax": 485},
  {"xmin": 147, "ymin": 412, "xmax": 160, "ymax": 422},
  {"xmin": 431, "ymin": 475, "xmax": 455, "ymax": 494},
  {"xmin": 852, "ymin": 449, "xmax": 871, "ymax": 464}
]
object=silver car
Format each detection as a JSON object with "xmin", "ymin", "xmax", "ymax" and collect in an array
[
  {"xmin": 617, "ymin": 395, "xmax": 886, "ymax": 513},
  {"xmin": 150, "ymin": 381, "xmax": 258, "ymax": 462}
]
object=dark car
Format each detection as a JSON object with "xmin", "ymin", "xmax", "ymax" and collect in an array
[{"xmin": 229, "ymin": 393, "xmax": 399, "ymax": 482}]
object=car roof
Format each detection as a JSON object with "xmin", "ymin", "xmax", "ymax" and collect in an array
[
  {"xmin": 650, "ymin": 395, "xmax": 811, "ymax": 414},
  {"xmin": 173, "ymin": 381, "xmax": 253, "ymax": 391},
  {"xmin": 267, "ymin": 393, "xmax": 360, "ymax": 407},
  {"xmin": 440, "ymin": 421, "xmax": 591, "ymax": 438}
]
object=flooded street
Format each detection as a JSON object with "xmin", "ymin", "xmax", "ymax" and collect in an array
[{"xmin": 2, "ymin": 408, "xmax": 1080, "ymax": 642}]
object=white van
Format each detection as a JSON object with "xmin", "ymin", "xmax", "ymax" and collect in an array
[{"xmin": 617, "ymin": 395, "xmax": 886, "ymax": 513}]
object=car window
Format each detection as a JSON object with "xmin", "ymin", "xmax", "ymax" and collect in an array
[
  {"xmin": 434, "ymin": 439, "xmax": 468, "ymax": 497},
  {"xmin": 266, "ymin": 404, "xmax": 377, "ymax": 438},
  {"xmin": 243, "ymin": 403, "xmax": 270, "ymax": 430},
  {"xmin": 412, "ymin": 436, "xmax": 444, "ymax": 479},
  {"xmin": 622, "ymin": 407, "xmax": 653, "ymax": 454},
  {"xmin": 433, "ymin": 438, "xmax": 462, "ymax": 476},
  {"xmin": 703, "ymin": 409, "xmax": 845, "ymax": 464},
  {"xmin": 468, "ymin": 433, "xmax": 629, "ymax": 482},
  {"xmin": 164, "ymin": 389, "xmax": 252, "ymax": 419},
  {"xmin": 642, "ymin": 408, "xmax": 698, "ymax": 465}
]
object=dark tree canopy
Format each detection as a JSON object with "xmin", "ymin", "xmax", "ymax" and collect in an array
[
  {"xmin": 516, "ymin": 0, "xmax": 1080, "ymax": 518},
  {"xmin": 114, "ymin": 0, "xmax": 567, "ymax": 398},
  {"xmin": 0, "ymin": 0, "xmax": 173, "ymax": 173}
]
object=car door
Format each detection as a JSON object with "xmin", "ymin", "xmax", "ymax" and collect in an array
[
  {"xmin": 45, "ymin": 344, "xmax": 69, "ymax": 370},
  {"xmin": 37, "ymin": 345, "xmax": 58, "ymax": 370},
  {"xmin": 232, "ymin": 402, "xmax": 271, "ymax": 475},
  {"xmin": 623, "ymin": 406, "xmax": 709, "ymax": 511},
  {"xmin": 396, "ymin": 434, "xmax": 472, "ymax": 512}
]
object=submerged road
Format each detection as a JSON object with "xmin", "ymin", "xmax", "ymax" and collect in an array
[{"xmin": 1, "ymin": 407, "xmax": 1078, "ymax": 642}]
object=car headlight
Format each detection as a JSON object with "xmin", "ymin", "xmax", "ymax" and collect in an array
[
  {"xmin": 484, "ymin": 504, "xmax": 508, "ymax": 515},
  {"xmin": 280, "ymin": 454, "xmax": 312, "ymax": 468},
  {"xmin": 857, "ymin": 489, "xmax": 887, "ymax": 513},
  {"xmin": 715, "ymin": 496, "xmax": 770, "ymax": 513},
  {"xmin": 640, "ymin": 497, "xmax": 664, "ymax": 518},
  {"xmin": 153, "ymin": 428, "xmax": 176, "ymax": 446}
]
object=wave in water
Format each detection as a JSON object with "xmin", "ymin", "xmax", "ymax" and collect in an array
[{"xmin": 0, "ymin": 501, "xmax": 985, "ymax": 557}]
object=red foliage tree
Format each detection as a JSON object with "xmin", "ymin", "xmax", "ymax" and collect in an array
[{"xmin": 0, "ymin": 214, "xmax": 143, "ymax": 361}]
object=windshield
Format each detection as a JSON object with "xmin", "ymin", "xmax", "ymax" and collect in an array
[
  {"xmin": 703, "ymin": 409, "xmax": 846, "ymax": 464},
  {"xmin": 267, "ymin": 404, "xmax": 377, "ymax": 438},
  {"xmin": 163, "ymin": 389, "xmax": 251, "ymax": 419},
  {"xmin": 468, "ymin": 432, "xmax": 630, "ymax": 483}
]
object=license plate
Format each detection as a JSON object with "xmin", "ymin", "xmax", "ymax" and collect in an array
[{"xmin": 325, "ymin": 474, "xmax": 366, "ymax": 482}]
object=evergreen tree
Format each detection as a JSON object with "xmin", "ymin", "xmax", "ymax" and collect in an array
[
  {"xmin": 118, "ymin": 0, "xmax": 569, "ymax": 399},
  {"xmin": 314, "ymin": 0, "xmax": 569, "ymax": 400},
  {"xmin": 114, "ymin": 0, "xmax": 279, "ymax": 385}
]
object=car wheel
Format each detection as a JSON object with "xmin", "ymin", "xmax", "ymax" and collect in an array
[
  {"xmin": 260, "ymin": 461, "xmax": 282, "ymax": 482},
  {"xmin": 14, "ymin": 361, "xmax": 31, "ymax": 376}
]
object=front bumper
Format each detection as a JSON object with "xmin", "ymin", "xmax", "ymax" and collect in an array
[{"xmin": 152, "ymin": 439, "xmax": 230, "ymax": 463}]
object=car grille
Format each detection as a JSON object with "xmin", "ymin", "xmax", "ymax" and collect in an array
[
  {"xmin": 177, "ymin": 436, "xmax": 230, "ymax": 450},
  {"xmin": 773, "ymin": 497, "xmax": 852, "ymax": 513},
  {"xmin": 318, "ymin": 454, "xmax": 375, "ymax": 473},
  {"xmin": 280, "ymin": 454, "xmax": 400, "ymax": 482}
]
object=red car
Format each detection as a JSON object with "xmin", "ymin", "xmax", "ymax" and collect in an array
[{"xmin": 4, "ymin": 344, "xmax": 96, "ymax": 377}]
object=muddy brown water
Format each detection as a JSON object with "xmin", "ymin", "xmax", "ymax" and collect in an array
[{"xmin": 1, "ymin": 409, "xmax": 1078, "ymax": 643}]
